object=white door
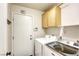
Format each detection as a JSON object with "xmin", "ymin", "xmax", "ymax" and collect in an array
[{"xmin": 13, "ymin": 14, "xmax": 33, "ymax": 56}]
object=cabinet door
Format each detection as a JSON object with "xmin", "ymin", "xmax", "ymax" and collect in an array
[
  {"xmin": 43, "ymin": 46, "xmax": 62, "ymax": 56},
  {"xmin": 48, "ymin": 7, "xmax": 56, "ymax": 27},
  {"xmin": 43, "ymin": 46, "xmax": 55, "ymax": 56},
  {"xmin": 61, "ymin": 4, "xmax": 79, "ymax": 26},
  {"xmin": 55, "ymin": 6, "xmax": 61, "ymax": 26},
  {"xmin": 48, "ymin": 6, "xmax": 61, "ymax": 27},
  {"xmin": 42, "ymin": 12, "xmax": 48, "ymax": 28},
  {"xmin": 42, "ymin": 6, "xmax": 61, "ymax": 28},
  {"xmin": 35, "ymin": 40, "xmax": 42, "ymax": 56}
]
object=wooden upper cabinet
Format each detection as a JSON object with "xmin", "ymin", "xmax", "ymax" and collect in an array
[
  {"xmin": 42, "ymin": 6, "xmax": 61, "ymax": 28},
  {"xmin": 42, "ymin": 12, "xmax": 48, "ymax": 28},
  {"xmin": 48, "ymin": 7, "xmax": 56, "ymax": 27},
  {"xmin": 55, "ymin": 6, "xmax": 61, "ymax": 26}
]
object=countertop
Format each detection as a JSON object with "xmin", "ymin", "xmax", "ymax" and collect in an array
[
  {"xmin": 58, "ymin": 40, "xmax": 79, "ymax": 49},
  {"xmin": 35, "ymin": 37, "xmax": 57, "ymax": 45},
  {"xmin": 35, "ymin": 37, "xmax": 79, "ymax": 49}
]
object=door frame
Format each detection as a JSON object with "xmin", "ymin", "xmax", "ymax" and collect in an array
[{"xmin": 11, "ymin": 13, "xmax": 34, "ymax": 56}]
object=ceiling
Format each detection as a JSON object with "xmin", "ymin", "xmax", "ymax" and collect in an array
[{"xmin": 12, "ymin": 3, "xmax": 58, "ymax": 11}]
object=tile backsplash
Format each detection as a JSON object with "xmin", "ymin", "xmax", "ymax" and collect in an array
[
  {"xmin": 45, "ymin": 25, "xmax": 79, "ymax": 42},
  {"xmin": 45, "ymin": 27, "xmax": 60, "ymax": 36},
  {"xmin": 63, "ymin": 25, "xmax": 79, "ymax": 40}
]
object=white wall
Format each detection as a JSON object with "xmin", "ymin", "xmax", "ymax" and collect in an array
[
  {"xmin": 8, "ymin": 4, "xmax": 45, "ymax": 53},
  {"xmin": 61, "ymin": 3, "xmax": 79, "ymax": 26},
  {"xmin": 46, "ymin": 25, "xmax": 79, "ymax": 42},
  {"xmin": 11, "ymin": 4, "xmax": 45, "ymax": 37},
  {"xmin": 45, "ymin": 27, "xmax": 60, "ymax": 36},
  {"xmin": 0, "ymin": 3, "xmax": 8, "ymax": 55},
  {"xmin": 63, "ymin": 25, "xmax": 79, "ymax": 42}
]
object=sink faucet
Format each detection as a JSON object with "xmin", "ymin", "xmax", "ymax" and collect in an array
[
  {"xmin": 77, "ymin": 40, "xmax": 79, "ymax": 43},
  {"xmin": 74, "ymin": 40, "xmax": 79, "ymax": 46},
  {"xmin": 58, "ymin": 36, "xmax": 62, "ymax": 41},
  {"xmin": 58, "ymin": 27, "xmax": 64, "ymax": 41}
]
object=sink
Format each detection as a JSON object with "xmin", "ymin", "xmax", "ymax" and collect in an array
[
  {"xmin": 46, "ymin": 41, "xmax": 78, "ymax": 55},
  {"xmin": 53, "ymin": 43, "xmax": 77, "ymax": 54}
]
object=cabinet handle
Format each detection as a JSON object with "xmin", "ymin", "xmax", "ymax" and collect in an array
[{"xmin": 51, "ymin": 53, "xmax": 55, "ymax": 56}]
